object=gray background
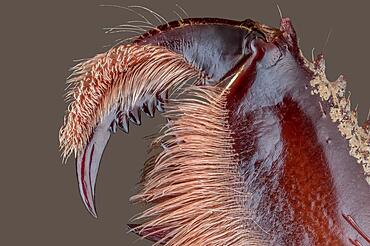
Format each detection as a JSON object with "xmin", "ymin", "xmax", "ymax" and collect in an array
[{"xmin": 1, "ymin": 0, "xmax": 369, "ymax": 245}]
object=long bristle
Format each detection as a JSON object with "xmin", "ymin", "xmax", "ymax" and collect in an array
[
  {"xmin": 131, "ymin": 86, "xmax": 267, "ymax": 245},
  {"xmin": 59, "ymin": 44, "xmax": 199, "ymax": 161}
]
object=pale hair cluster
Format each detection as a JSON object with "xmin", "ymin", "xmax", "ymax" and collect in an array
[
  {"xmin": 130, "ymin": 86, "xmax": 267, "ymax": 246},
  {"xmin": 59, "ymin": 44, "xmax": 199, "ymax": 161}
]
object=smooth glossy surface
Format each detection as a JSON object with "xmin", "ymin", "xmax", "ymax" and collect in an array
[{"xmin": 227, "ymin": 23, "xmax": 370, "ymax": 245}]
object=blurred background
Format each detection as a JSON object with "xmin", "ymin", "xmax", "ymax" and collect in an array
[{"xmin": 1, "ymin": 0, "xmax": 369, "ymax": 245}]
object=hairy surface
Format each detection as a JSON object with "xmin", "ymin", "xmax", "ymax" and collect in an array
[
  {"xmin": 58, "ymin": 13, "xmax": 370, "ymax": 245},
  {"xmin": 59, "ymin": 44, "xmax": 200, "ymax": 160},
  {"xmin": 130, "ymin": 86, "xmax": 267, "ymax": 245}
]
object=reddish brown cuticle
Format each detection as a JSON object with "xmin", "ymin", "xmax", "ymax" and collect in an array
[{"xmin": 60, "ymin": 16, "xmax": 369, "ymax": 245}]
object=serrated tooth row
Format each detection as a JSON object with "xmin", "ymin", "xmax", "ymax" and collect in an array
[{"xmin": 110, "ymin": 91, "xmax": 169, "ymax": 134}]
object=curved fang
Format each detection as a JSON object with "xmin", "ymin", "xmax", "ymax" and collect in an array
[
  {"xmin": 76, "ymin": 108, "xmax": 116, "ymax": 217},
  {"xmin": 60, "ymin": 24, "xmax": 268, "ymax": 218},
  {"xmin": 59, "ymin": 44, "xmax": 199, "ymax": 217}
]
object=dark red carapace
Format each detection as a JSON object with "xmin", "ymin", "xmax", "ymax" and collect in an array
[{"xmin": 60, "ymin": 15, "xmax": 370, "ymax": 245}]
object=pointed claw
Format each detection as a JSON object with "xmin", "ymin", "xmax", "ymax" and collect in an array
[
  {"xmin": 147, "ymin": 98, "xmax": 156, "ymax": 117},
  {"xmin": 156, "ymin": 91, "xmax": 168, "ymax": 112},
  {"xmin": 129, "ymin": 109, "xmax": 141, "ymax": 125},
  {"xmin": 156, "ymin": 100, "xmax": 165, "ymax": 112},
  {"xmin": 142, "ymin": 99, "xmax": 155, "ymax": 117},
  {"xmin": 76, "ymin": 108, "xmax": 116, "ymax": 218},
  {"xmin": 118, "ymin": 112, "xmax": 129, "ymax": 133},
  {"xmin": 110, "ymin": 120, "xmax": 117, "ymax": 133}
]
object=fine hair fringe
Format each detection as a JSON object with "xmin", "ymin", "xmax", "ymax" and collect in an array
[
  {"xmin": 59, "ymin": 44, "xmax": 199, "ymax": 160},
  {"xmin": 130, "ymin": 86, "xmax": 267, "ymax": 246}
]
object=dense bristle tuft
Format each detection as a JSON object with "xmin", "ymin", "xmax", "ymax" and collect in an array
[{"xmin": 131, "ymin": 86, "xmax": 267, "ymax": 245}]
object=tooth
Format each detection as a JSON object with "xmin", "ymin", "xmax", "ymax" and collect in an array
[
  {"xmin": 142, "ymin": 98, "xmax": 155, "ymax": 117},
  {"xmin": 156, "ymin": 100, "xmax": 164, "ymax": 112},
  {"xmin": 129, "ymin": 109, "xmax": 141, "ymax": 125},
  {"xmin": 110, "ymin": 120, "xmax": 117, "ymax": 133},
  {"xmin": 156, "ymin": 91, "xmax": 168, "ymax": 112},
  {"xmin": 118, "ymin": 113, "xmax": 129, "ymax": 133}
]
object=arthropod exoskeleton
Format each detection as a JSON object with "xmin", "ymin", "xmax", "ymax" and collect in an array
[{"xmin": 59, "ymin": 8, "xmax": 370, "ymax": 246}]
